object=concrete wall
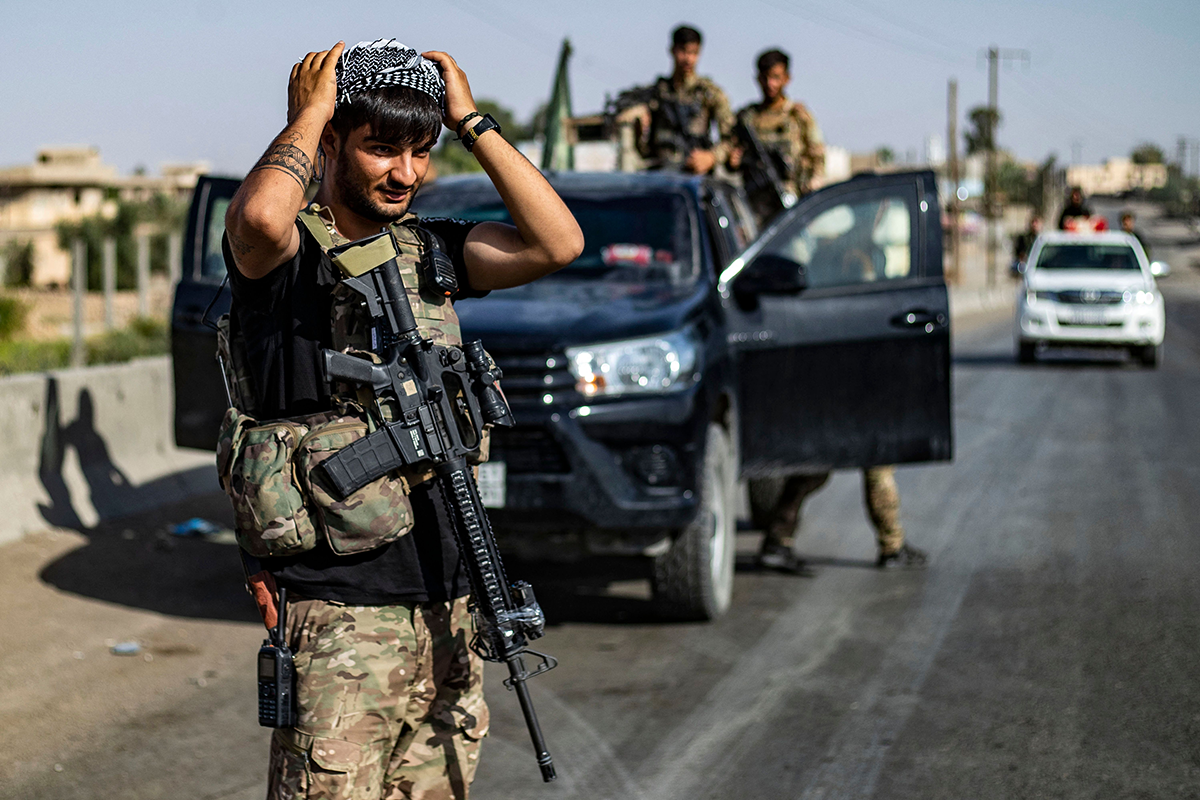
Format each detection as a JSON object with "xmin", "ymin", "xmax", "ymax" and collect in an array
[{"xmin": 0, "ymin": 356, "xmax": 215, "ymax": 546}]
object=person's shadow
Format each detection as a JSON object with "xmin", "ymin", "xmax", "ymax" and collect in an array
[{"xmin": 35, "ymin": 378, "xmax": 254, "ymax": 622}]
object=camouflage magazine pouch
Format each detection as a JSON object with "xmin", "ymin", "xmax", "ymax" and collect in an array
[
  {"xmin": 216, "ymin": 406, "xmax": 415, "ymax": 558},
  {"xmin": 294, "ymin": 412, "xmax": 414, "ymax": 555},
  {"xmin": 217, "ymin": 408, "xmax": 318, "ymax": 557}
]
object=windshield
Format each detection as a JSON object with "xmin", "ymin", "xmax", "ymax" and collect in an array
[
  {"xmin": 1035, "ymin": 243, "xmax": 1140, "ymax": 271},
  {"xmin": 413, "ymin": 187, "xmax": 698, "ymax": 287}
]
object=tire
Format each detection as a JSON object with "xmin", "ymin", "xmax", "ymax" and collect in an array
[
  {"xmin": 1017, "ymin": 340, "xmax": 1036, "ymax": 364},
  {"xmin": 1135, "ymin": 343, "xmax": 1162, "ymax": 368},
  {"xmin": 652, "ymin": 423, "xmax": 737, "ymax": 621},
  {"xmin": 748, "ymin": 477, "xmax": 786, "ymax": 531}
]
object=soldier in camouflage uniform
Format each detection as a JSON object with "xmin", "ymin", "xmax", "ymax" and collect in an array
[
  {"xmin": 732, "ymin": 49, "xmax": 826, "ymax": 225},
  {"xmin": 626, "ymin": 25, "xmax": 736, "ymax": 174},
  {"xmin": 223, "ymin": 39, "xmax": 582, "ymax": 799},
  {"xmin": 759, "ymin": 466, "xmax": 926, "ymax": 572}
]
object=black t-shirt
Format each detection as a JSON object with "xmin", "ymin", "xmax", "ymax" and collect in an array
[{"xmin": 224, "ymin": 215, "xmax": 484, "ymax": 605}]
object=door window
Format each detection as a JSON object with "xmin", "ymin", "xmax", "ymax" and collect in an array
[
  {"xmin": 200, "ymin": 197, "xmax": 232, "ymax": 281},
  {"xmin": 764, "ymin": 193, "xmax": 913, "ymax": 289}
]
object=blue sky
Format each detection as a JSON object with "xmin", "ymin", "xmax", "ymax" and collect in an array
[{"xmin": 1, "ymin": 0, "xmax": 1195, "ymax": 175}]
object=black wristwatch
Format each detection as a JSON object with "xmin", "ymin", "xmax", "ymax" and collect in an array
[{"xmin": 461, "ymin": 113, "xmax": 502, "ymax": 152}]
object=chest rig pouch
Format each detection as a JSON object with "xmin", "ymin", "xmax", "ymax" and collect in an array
[{"xmin": 215, "ymin": 207, "xmax": 490, "ymax": 560}]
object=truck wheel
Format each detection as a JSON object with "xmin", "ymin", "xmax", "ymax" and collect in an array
[
  {"xmin": 747, "ymin": 477, "xmax": 785, "ymax": 531},
  {"xmin": 1017, "ymin": 340, "xmax": 1036, "ymax": 363},
  {"xmin": 652, "ymin": 423, "xmax": 736, "ymax": 621},
  {"xmin": 1135, "ymin": 343, "xmax": 1161, "ymax": 368}
]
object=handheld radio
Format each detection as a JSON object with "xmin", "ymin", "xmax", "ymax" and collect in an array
[{"xmin": 257, "ymin": 586, "xmax": 297, "ymax": 728}]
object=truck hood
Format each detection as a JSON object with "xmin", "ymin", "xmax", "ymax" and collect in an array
[
  {"xmin": 1026, "ymin": 269, "xmax": 1150, "ymax": 293},
  {"xmin": 455, "ymin": 278, "xmax": 710, "ymax": 351}
]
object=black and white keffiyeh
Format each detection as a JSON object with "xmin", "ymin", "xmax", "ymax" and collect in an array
[{"xmin": 336, "ymin": 39, "xmax": 445, "ymax": 108}]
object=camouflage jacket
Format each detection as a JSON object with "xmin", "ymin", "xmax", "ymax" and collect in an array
[
  {"xmin": 737, "ymin": 98, "xmax": 825, "ymax": 195},
  {"xmin": 641, "ymin": 74, "xmax": 736, "ymax": 170}
]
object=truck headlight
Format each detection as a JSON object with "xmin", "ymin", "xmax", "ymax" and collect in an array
[
  {"xmin": 1123, "ymin": 290, "xmax": 1156, "ymax": 305},
  {"xmin": 566, "ymin": 329, "xmax": 700, "ymax": 398}
]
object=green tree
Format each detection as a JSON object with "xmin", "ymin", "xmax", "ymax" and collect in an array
[
  {"xmin": 875, "ymin": 146, "xmax": 895, "ymax": 165},
  {"xmin": 965, "ymin": 106, "xmax": 1001, "ymax": 155},
  {"xmin": 1, "ymin": 240, "xmax": 36, "ymax": 287},
  {"xmin": 997, "ymin": 160, "xmax": 1033, "ymax": 204},
  {"xmin": 1130, "ymin": 142, "xmax": 1165, "ymax": 165}
]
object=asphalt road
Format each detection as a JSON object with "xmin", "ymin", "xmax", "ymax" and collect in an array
[{"xmin": 4, "ymin": 204, "xmax": 1199, "ymax": 799}]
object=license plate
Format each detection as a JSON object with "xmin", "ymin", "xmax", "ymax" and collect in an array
[
  {"xmin": 1062, "ymin": 310, "xmax": 1111, "ymax": 326},
  {"xmin": 477, "ymin": 462, "xmax": 507, "ymax": 508}
]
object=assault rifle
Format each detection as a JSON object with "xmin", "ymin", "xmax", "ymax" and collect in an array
[
  {"xmin": 606, "ymin": 84, "xmax": 711, "ymax": 170},
  {"xmin": 316, "ymin": 231, "xmax": 559, "ymax": 782},
  {"xmin": 734, "ymin": 110, "xmax": 797, "ymax": 225}
]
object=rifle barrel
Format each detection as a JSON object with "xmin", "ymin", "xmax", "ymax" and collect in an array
[{"xmin": 508, "ymin": 654, "xmax": 556, "ymax": 782}]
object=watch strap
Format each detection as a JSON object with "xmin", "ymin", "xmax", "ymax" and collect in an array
[{"xmin": 462, "ymin": 113, "xmax": 502, "ymax": 152}]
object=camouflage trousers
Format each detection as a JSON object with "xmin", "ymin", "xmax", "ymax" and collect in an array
[
  {"xmin": 764, "ymin": 465, "xmax": 905, "ymax": 555},
  {"xmin": 267, "ymin": 594, "xmax": 488, "ymax": 800}
]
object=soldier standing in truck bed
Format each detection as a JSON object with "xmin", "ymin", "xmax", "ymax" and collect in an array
[
  {"xmin": 623, "ymin": 24, "xmax": 736, "ymax": 175},
  {"xmin": 731, "ymin": 48, "xmax": 825, "ymax": 224}
]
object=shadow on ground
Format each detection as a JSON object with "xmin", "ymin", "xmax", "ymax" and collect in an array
[
  {"xmin": 38, "ymin": 492, "xmax": 688, "ymax": 627},
  {"xmin": 38, "ymin": 491, "xmax": 260, "ymax": 623},
  {"xmin": 953, "ymin": 351, "xmax": 1139, "ymax": 368}
]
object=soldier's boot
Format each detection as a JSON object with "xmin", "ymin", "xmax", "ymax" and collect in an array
[
  {"xmin": 864, "ymin": 466, "xmax": 928, "ymax": 569},
  {"xmin": 758, "ymin": 473, "xmax": 830, "ymax": 573}
]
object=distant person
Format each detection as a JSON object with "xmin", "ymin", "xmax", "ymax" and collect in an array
[
  {"xmin": 758, "ymin": 468, "xmax": 928, "ymax": 572},
  {"xmin": 1058, "ymin": 186, "xmax": 1093, "ymax": 230},
  {"xmin": 730, "ymin": 48, "xmax": 826, "ymax": 225},
  {"xmin": 621, "ymin": 25, "xmax": 736, "ymax": 174},
  {"xmin": 1013, "ymin": 214, "xmax": 1043, "ymax": 265},
  {"xmin": 1121, "ymin": 211, "xmax": 1151, "ymax": 260}
]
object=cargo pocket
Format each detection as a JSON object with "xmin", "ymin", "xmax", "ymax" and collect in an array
[
  {"xmin": 297, "ymin": 415, "xmax": 415, "ymax": 556},
  {"xmin": 222, "ymin": 416, "xmax": 317, "ymax": 557},
  {"xmin": 273, "ymin": 730, "xmax": 382, "ymax": 797}
]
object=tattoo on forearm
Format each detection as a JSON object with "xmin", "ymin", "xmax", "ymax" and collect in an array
[
  {"xmin": 227, "ymin": 228, "xmax": 256, "ymax": 258},
  {"xmin": 249, "ymin": 141, "xmax": 312, "ymax": 190}
]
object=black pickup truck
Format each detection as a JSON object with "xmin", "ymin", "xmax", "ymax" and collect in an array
[{"xmin": 172, "ymin": 169, "xmax": 952, "ymax": 620}]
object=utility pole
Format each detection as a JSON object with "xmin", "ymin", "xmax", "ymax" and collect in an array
[
  {"xmin": 136, "ymin": 230, "xmax": 150, "ymax": 317},
  {"xmin": 71, "ymin": 239, "xmax": 86, "ymax": 368},
  {"xmin": 947, "ymin": 78, "xmax": 960, "ymax": 284},
  {"xmin": 982, "ymin": 45, "xmax": 1030, "ymax": 288},
  {"xmin": 102, "ymin": 237, "xmax": 116, "ymax": 330}
]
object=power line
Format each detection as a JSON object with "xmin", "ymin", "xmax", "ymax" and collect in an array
[
  {"xmin": 756, "ymin": 0, "xmax": 966, "ymax": 66},
  {"xmin": 839, "ymin": 0, "xmax": 970, "ymax": 61}
]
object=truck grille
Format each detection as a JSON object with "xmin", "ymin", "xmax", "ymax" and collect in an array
[
  {"xmin": 1054, "ymin": 290, "xmax": 1124, "ymax": 305},
  {"xmin": 488, "ymin": 427, "xmax": 570, "ymax": 474},
  {"xmin": 493, "ymin": 352, "xmax": 576, "ymax": 404}
]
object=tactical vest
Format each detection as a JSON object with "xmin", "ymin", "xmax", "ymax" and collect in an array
[{"xmin": 216, "ymin": 205, "xmax": 488, "ymax": 559}]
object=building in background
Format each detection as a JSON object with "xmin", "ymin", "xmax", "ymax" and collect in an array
[
  {"xmin": 1067, "ymin": 157, "xmax": 1168, "ymax": 197},
  {"xmin": 0, "ymin": 147, "xmax": 207, "ymax": 286}
]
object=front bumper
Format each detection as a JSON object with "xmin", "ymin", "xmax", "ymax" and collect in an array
[
  {"xmin": 1017, "ymin": 300, "xmax": 1164, "ymax": 346},
  {"xmin": 485, "ymin": 388, "xmax": 707, "ymax": 557}
]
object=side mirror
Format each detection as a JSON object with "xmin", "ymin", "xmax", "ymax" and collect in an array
[
  {"xmin": 1010, "ymin": 260, "xmax": 1027, "ymax": 277},
  {"xmin": 732, "ymin": 253, "xmax": 808, "ymax": 296},
  {"xmin": 1150, "ymin": 261, "xmax": 1171, "ymax": 277}
]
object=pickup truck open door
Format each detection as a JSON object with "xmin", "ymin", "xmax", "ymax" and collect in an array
[
  {"xmin": 171, "ymin": 176, "xmax": 239, "ymax": 450},
  {"xmin": 723, "ymin": 170, "xmax": 952, "ymax": 477}
]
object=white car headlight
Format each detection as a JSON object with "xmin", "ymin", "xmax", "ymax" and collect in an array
[
  {"xmin": 566, "ymin": 329, "xmax": 700, "ymax": 398},
  {"xmin": 1122, "ymin": 290, "xmax": 1156, "ymax": 305}
]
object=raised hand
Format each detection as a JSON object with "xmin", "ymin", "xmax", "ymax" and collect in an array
[
  {"xmin": 421, "ymin": 50, "xmax": 478, "ymax": 132},
  {"xmin": 288, "ymin": 41, "xmax": 345, "ymax": 125}
]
